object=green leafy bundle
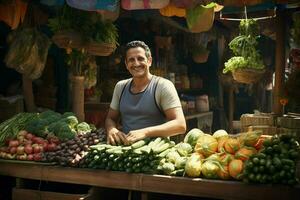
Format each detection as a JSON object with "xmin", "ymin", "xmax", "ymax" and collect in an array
[
  {"xmin": 223, "ymin": 19, "xmax": 264, "ymax": 73},
  {"xmin": 48, "ymin": 5, "xmax": 118, "ymax": 45}
]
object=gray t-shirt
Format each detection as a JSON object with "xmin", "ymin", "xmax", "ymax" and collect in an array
[{"xmin": 110, "ymin": 76, "xmax": 181, "ymax": 133}]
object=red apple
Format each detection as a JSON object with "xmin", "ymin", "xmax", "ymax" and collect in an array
[
  {"xmin": 16, "ymin": 146, "xmax": 24, "ymax": 155},
  {"xmin": 24, "ymin": 144, "xmax": 33, "ymax": 154}
]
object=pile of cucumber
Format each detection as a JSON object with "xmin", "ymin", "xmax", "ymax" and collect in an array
[
  {"xmin": 80, "ymin": 137, "xmax": 175, "ymax": 173},
  {"xmin": 243, "ymin": 134, "xmax": 299, "ymax": 185}
]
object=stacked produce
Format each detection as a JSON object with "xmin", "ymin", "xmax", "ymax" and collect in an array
[
  {"xmin": 25, "ymin": 110, "xmax": 95, "ymax": 140},
  {"xmin": 243, "ymin": 134, "xmax": 299, "ymax": 185},
  {"xmin": 43, "ymin": 128, "xmax": 106, "ymax": 167},
  {"xmin": 184, "ymin": 128, "xmax": 266, "ymax": 180},
  {"xmin": 81, "ymin": 137, "xmax": 177, "ymax": 174},
  {"xmin": 0, "ymin": 112, "xmax": 38, "ymax": 146},
  {"xmin": 0, "ymin": 130, "xmax": 59, "ymax": 161}
]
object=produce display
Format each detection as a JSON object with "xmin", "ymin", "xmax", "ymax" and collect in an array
[
  {"xmin": 0, "ymin": 112, "xmax": 38, "ymax": 146},
  {"xmin": 0, "ymin": 130, "xmax": 59, "ymax": 161},
  {"xmin": 0, "ymin": 112, "xmax": 299, "ymax": 187},
  {"xmin": 243, "ymin": 134, "xmax": 299, "ymax": 185},
  {"xmin": 43, "ymin": 128, "xmax": 106, "ymax": 167}
]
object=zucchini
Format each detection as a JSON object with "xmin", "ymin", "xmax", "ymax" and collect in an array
[
  {"xmin": 153, "ymin": 143, "xmax": 172, "ymax": 154},
  {"xmin": 131, "ymin": 139, "xmax": 149, "ymax": 149}
]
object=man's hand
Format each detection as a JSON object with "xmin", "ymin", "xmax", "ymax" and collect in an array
[
  {"xmin": 107, "ymin": 128, "xmax": 129, "ymax": 145},
  {"xmin": 126, "ymin": 129, "xmax": 147, "ymax": 143}
]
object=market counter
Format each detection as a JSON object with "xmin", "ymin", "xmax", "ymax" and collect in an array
[{"xmin": 0, "ymin": 162, "xmax": 299, "ymax": 200}]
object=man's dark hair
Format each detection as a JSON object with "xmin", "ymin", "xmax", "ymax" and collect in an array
[{"xmin": 125, "ymin": 40, "xmax": 151, "ymax": 59}]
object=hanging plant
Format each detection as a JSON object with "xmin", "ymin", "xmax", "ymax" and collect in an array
[
  {"xmin": 223, "ymin": 19, "xmax": 265, "ymax": 84},
  {"xmin": 48, "ymin": 5, "xmax": 118, "ymax": 56}
]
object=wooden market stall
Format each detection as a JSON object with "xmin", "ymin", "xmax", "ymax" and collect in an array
[
  {"xmin": 1, "ymin": 1, "xmax": 300, "ymax": 200},
  {"xmin": 0, "ymin": 161, "xmax": 299, "ymax": 200}
]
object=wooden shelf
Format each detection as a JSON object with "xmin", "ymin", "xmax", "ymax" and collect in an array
[{"xmin": 0, "ymin": 162, "xmax": 299, "ymax": 200}]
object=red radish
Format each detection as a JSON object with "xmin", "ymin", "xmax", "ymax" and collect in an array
[
  {"xmin": 33, "ymin": 137, "xmax": 45, "ymax": 145},
  {"xmin": 24, "ymin": 144, "xmax": 33, "ymax": 154},
  {"xmin": 27, "ymin": 154, "xmax": 34, "ymax": 161},
  {"xmin": 41, "ymin": 141, "xmax": 49, "ymax": 151},
  {"xmin": 16, "ymin": 146, "xmax": 25, "ymax": 155},
  {"xmin": 33, "ymin": 153, "xmax": 42, "ymax": 161},
  {"xmin": 24, "ymin": 140, "xmax": 33, "ymax": 145},
  {"xmin": 25, "ymin": 133, "xmax": 34, "ymax": 140},
  {"xmin": 48, "ymin": 137, "xmax": 60, "ymax": 145},
  {"xmin": 8, "ymin": 140, "xmax": 19, "ymax": 148},
  {"xmin": 18, "ymin": 130, "xmax": 27, "ymax": 137},
  {"xmin": 9, "ymin": 147, "xmax": 17, "ymax": 154},
  {"xmin": 47, "ymin": 143, "xmax": 57, "ymax": 152},
  {"xmin": 17, "ymin": 135, "xmax": 25, "ymax": 143},
  {"xmin": 19, "ymin": 154, "xmax": 27, "ymax": 160},
  {"xmin": 33, "ymin": 145, "xmax": 41, "ymax": 153}
]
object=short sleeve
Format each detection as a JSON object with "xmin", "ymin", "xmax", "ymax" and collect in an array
[
  {"xmin": 156, "ymin": 78, "xmax": 181, "ymax": 111},
  {"xmin": 110, "ymin": 79, "xmax": 130, "ymax": 111}
]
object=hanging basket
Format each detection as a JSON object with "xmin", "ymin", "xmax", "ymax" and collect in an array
[
  {"xmin": 232, "ymin": 68, "xmax": 265, "ymax": 84},
  {"xmin": 85, "ymin": 42, "xmax": 116, "ymax": 56},
  {"xmin": 52, "ymin": 30, "xmax": 84, "ymax": 49},
  {"xmin": 192, "ymin": 51, "xmax": 210, "ymax": 63}
]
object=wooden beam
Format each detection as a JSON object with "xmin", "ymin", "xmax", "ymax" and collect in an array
[
  {"xmin": 273, "ymin": 11, "xmax": 286, "ymax": 115},
  {"xmin": 0, "ymin": 162, "xmax": 299, "ymax": 200}
]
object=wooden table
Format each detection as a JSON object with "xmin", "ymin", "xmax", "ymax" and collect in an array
[{"xmin": 0, "ymin": 162, "xmax": 299, "ymax": 200}]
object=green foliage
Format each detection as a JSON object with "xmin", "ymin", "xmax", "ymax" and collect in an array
[
  {"xmin": 291, "ymin": 13, "xmax": 300, "ymax": 47},
  {"xmin": 48, "ymin": 5, "xmax": 118, "ymax": 45},
  {"xmin": 76, "ymin": 122, "xmax": 91, "ymax": 134},
  {"xmin": 223, "ymin": 19, "xmax": 265, "ymax": 73}
]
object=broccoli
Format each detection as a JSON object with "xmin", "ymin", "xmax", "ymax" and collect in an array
[
  {"xmin": 62, "ymin": 112, "xmax": 75, "ymax": 118},
  {"xmin": 44, "ymin": 115, "xmax": 62, "ymax": 124},
  {"xmin": 25, "ymin": 118, "xmax": 48, "ymax": 137},
  {"xmin": 39, "ymin": 110, "xmax": 61, "ymax": 119},
  {"xmin": 76, "ymin": 122, "xmax": 91, "ymax": 134},
  {"xmin": 55, "ymin": 122, "xmax": 76, "ymax": 140}
]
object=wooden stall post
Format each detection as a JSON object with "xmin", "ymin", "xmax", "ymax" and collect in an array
[
  {"xmin": 71, "ymin": 76, "xmax": 85, "ymax": 122},
  {"xmin": 273, "ymin": 11, "xmax": 286, "ymax": 116},
  {"xmin": 22, "ymin": 75, "xmax": 36, "ymax": 112}
]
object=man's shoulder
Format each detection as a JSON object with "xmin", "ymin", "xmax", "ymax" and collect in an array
[
  {"xmin": 116, "ymin": 78, "xmax": 132, "ymax": 87},
  {"xmin": 156, "ymin": 76, "xmax": 174, "ymax": 87}
]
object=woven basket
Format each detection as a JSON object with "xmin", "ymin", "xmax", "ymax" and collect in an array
[
  {"xmin": 85, "ymin": 42, "xmax": 116, "ymax": 56},
  {"xmin": 232, "ymin": 68, "xmax": 265, "ymax": 84},
  {"xmin": 193, "ymin": 51, "xmax": 210, "ymax": 63},
  {"xmin": 52, "ymin": 30, "xmax": 84, "ymax": 49}
]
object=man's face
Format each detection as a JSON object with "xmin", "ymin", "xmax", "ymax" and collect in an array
[{"xmin": 125, "ymin": 47, "xmax": 152, "ymax": 78}]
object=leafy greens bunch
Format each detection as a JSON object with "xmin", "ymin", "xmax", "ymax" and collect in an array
[{"xmin": 223, "ymin": 19, "xmax": 264, "ymax": 73}]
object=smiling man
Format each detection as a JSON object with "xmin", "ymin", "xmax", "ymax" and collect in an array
[{"xmin": 105, "ymin": 40, "xmax": 186, "ymax": 145}]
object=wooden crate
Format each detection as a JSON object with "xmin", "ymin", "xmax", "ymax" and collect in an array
[
  {"xmin": 247, "ymin": 125, "xmax": 277, "ymax": 135},
  {"xmin": 12, "ymin": 188, "xmax": 86, "ymax": 200},
  {"xmin": 277, "ymin": 117, "xmax": 300, "ymax": 129},
  {"xmin": 240, "ymin": 113, "xmax": 275, "ymax": 127}
]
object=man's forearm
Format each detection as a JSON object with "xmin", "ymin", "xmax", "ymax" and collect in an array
[
  {"xmin": 105, "ymin": 118, "xmax": 119, "ymax": 133},
  {"xmin": 143, "ymin": 119, "xmax": 186, "ymax": 138}
]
